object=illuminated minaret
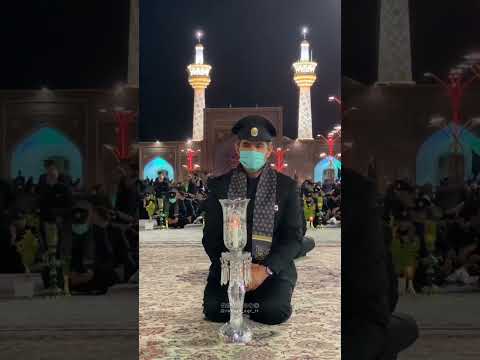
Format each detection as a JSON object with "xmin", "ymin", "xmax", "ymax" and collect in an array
[
  {"xmin": 187, "ymin": 31, "xmax": 212, "ymax": 142},
  {"xmin": 377, "ymin": 0, "xmax": 413, "ymax": 84},
  {"xmin": 127, "ymin": 0, "xmax": 139, "ymax": 87},
  {"xmin": 293, "ymin": 27, "xmax": 317, "ymax": 140}
]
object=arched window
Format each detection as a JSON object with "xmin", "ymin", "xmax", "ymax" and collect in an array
[
  {"xmin": 314, "ymin": 156, "xmax": 341, "ymax": 183},
  {"xmin": 416, "ymin": 124, "xmax": 480, "ymax": 185},
  {"xmin": 11, "ymin": 127, "xmax": 83, "ymax": 183},
  {"xmin": 143, "ymin": 156, "xmax": 175, "ymax": 181}
]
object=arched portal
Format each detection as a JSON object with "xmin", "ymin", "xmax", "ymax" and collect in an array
[
  {"xmin": 143, "ymin": 156, "xmax": 175, "ymax": 181},
  {"xmin": 314, "ymin": 156, "xmax": 341, "ymax": 183},
  {"xmin": 416, "ymin": 124, "xmax": 480, "ymax": 186},
  {"xmin": 11, "ymin": 127, "xmax": 83, "ymax": 182}
]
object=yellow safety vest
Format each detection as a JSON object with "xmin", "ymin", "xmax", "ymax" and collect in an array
[
  {"xmin": 424, "ymin": 220, "xmax": 437, "ymax": 253},
  {"xmin": 304, "ymin": 199, "xmax": 316, "ymax": 221},
  {"xmin": 390, "ymin": 224, "xmax": 420, "ymax": 274}
]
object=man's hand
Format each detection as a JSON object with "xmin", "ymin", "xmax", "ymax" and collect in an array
[{"xmin": 246, "ymin": 264, "xmax": 269, "ymax": 292}]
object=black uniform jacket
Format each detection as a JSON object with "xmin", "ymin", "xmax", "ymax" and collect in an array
[
  {"xmin": 342, "ymin": 168, "xmax": 394, "ymax": 359},
  {"xmin": 202, "ymin": 166, "xmax": 303, "ymax": 286}
]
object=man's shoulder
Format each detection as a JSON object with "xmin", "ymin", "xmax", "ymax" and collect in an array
[
  {"xmin": 342, "ymin": 168, "xmax": 375, "ymax": 200},
  {"xmin": 207, "ymin": 170, "xmax": 234, "ymax": 188},
  {"xmin": 342, "ymin": 168, "xmax": 373, "ymax": 186},
  {"xmin": 275, "ymin": 171, "xmax": 297, "ymax": 190}
]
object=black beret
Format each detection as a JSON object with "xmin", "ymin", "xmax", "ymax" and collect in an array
[{"xmin": 232, "ymin": 116, "xmax": 277, "ymax": 142}]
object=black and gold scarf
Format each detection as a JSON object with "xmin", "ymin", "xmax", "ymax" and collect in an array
[{"xmin": 227, "ymin": 166, "xmax": 277, "ymax": 260}]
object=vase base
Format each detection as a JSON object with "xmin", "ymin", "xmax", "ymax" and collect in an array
[{"xmin": 219, "ymin": 321, "xmax": 252, "ymax": 344}]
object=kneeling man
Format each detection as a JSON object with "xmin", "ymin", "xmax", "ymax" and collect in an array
[{"xmin": 202, "ymin": 115, "xmax": 302, "ymax": 325}]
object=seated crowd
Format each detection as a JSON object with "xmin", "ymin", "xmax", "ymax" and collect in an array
[
  {"xmin": 300, "ymin": 178, "xmax": 341, "ymax": 228},
  {"xmin": 0, "ymin": 161, "xmax": 139, "ymax": 295},
  {"xmin": 140, "ymin": 171, "xmax": 208, "ymax": 228},
  {"xmin": 383, "ymin": 176, "xmax": 480, "ymax": 294},
  {"xmin": 140, "ymin": 171, "xmax": 342, "ymax": 231}
]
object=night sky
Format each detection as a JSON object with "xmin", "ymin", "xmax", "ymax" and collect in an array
[
  {"xmin": 2, "ymin": 1, "xmax": 478, "ymax": 133},
  {"xmin": 139, "ymin": 0, "xmax": 341, "ymax": 142},
  {"xmin": 0, "ymin": 1, "xmax": 130, "ymax": 89},
  {"xmin": 342, "ymin": 0, "xmax": 480, "ymax": 84}
]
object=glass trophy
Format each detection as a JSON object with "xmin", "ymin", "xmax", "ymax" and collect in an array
[{"xmin": 219, "ymin": 198, "xmax": 252, "ymax": 344}]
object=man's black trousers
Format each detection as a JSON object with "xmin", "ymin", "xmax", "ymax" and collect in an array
[
  {"xmin": 203, "ymin": 274, "xmax": 294, "ymax": 325},
  {"xmin": 342, "ymin": 312, "xmax": 418, "ymax": 360}
]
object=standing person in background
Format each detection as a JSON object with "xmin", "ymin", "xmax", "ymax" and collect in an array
[
  {"xmin": 187, "ymin": 173, "xmax": 198, "ymax": 195},
  {"xmin": 194, "ymin": 173, "xmax": 204, "ymax": 192},
  {"xmin": 115, "ymin": 163, "xmax": 140, "ymax": 219},
  {"xmin": 154, "ymin": 171, "xmax": 169, "ymax": 197},
  {"xmin": 14, "ymin": 170, "xmax": 25, "ymax": 191},
  {"xmin": 37, "ymin": 160, "xmax": 73, "ymax": 258},
  {"xmin": 154, "ymin": 171, "xmax": 170, "ymax": 212}
]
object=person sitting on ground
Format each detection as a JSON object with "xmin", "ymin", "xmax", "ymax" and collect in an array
[
  {"xmin": 303, "ymin": 191, "xmax": 316, "ymax": 228},
  {"xmin": 70, "ymin": 201, "xmax": 96, "ymax": 293},
  {"xmin": 391, "ymin": 210, "xmax": 419, "ymax": 295},
  {"xmin": 144, "ymin": 193, "xmax": 157, "ymax": 220},
  {"xmin": 70, "ymin": 201, "xmax": 117, "ymax": 294},
  {"xmin": 193, "ymin": 191, "xmax": 208, "ymax": 224},
  {"xmin": 166, "ymin": 189, "xmax": 188, "ymax": 229},
  {"xmin": 0, "ymin": 211, "xmax": 28, "ymax": 274},
  {"xmin": 295, "ymin": 184, "xmax": 315, "ymax": 259},
  {"xmin": 180, "ymin": 191, "xmax": 196, "ymax": 224},
  {"xmin": 202, "ymin": 115, "xmax": 302, "ymax": 326}
]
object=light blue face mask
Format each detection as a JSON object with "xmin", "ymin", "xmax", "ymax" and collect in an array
[
  {"xmin": 72, "ymin": 223, "xmax": 89, "ymax": 235},
  {"xmin": 169, "ymin": 198, "xmax": 177, "ymax": 204},
  {"xmin": 239, "ymin": 150, "xmax": 267, "ymax": 172}
]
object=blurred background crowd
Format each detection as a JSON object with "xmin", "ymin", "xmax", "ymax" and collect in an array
[
  {"xmin": 139, "ymin": 171, "xmax": 208, "ymax": 228},
  {"xmin": 0, "ymin": 160, "xmax": 139, "ymax": 295},
  {"xmin": 383, "ymin": 176, "xmax": 480, "ymax": 294},
  {"xmin": 139, "ymin": 170, "xmax": 341, "ymax": 231}
]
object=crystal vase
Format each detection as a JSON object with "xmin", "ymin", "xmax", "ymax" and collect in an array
[{"xmin": 218, "ymin": 198, "xmax": 252, "ymax": 344}]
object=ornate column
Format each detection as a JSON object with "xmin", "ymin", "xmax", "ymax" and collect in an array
[
  {"xmin": 128, "ymin": 0, "xmax": 139, "ymax": 88},
  {"xmin": 187, "ymin": 31, "xmax": 211, "ymax": 142},
  {"xmin": 293, "ymin": 28, "xmax": 317, "ymax": 140},
  {"xmin": 377, "ymin": 0, "xmax": 413, "ymax": 84}
]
